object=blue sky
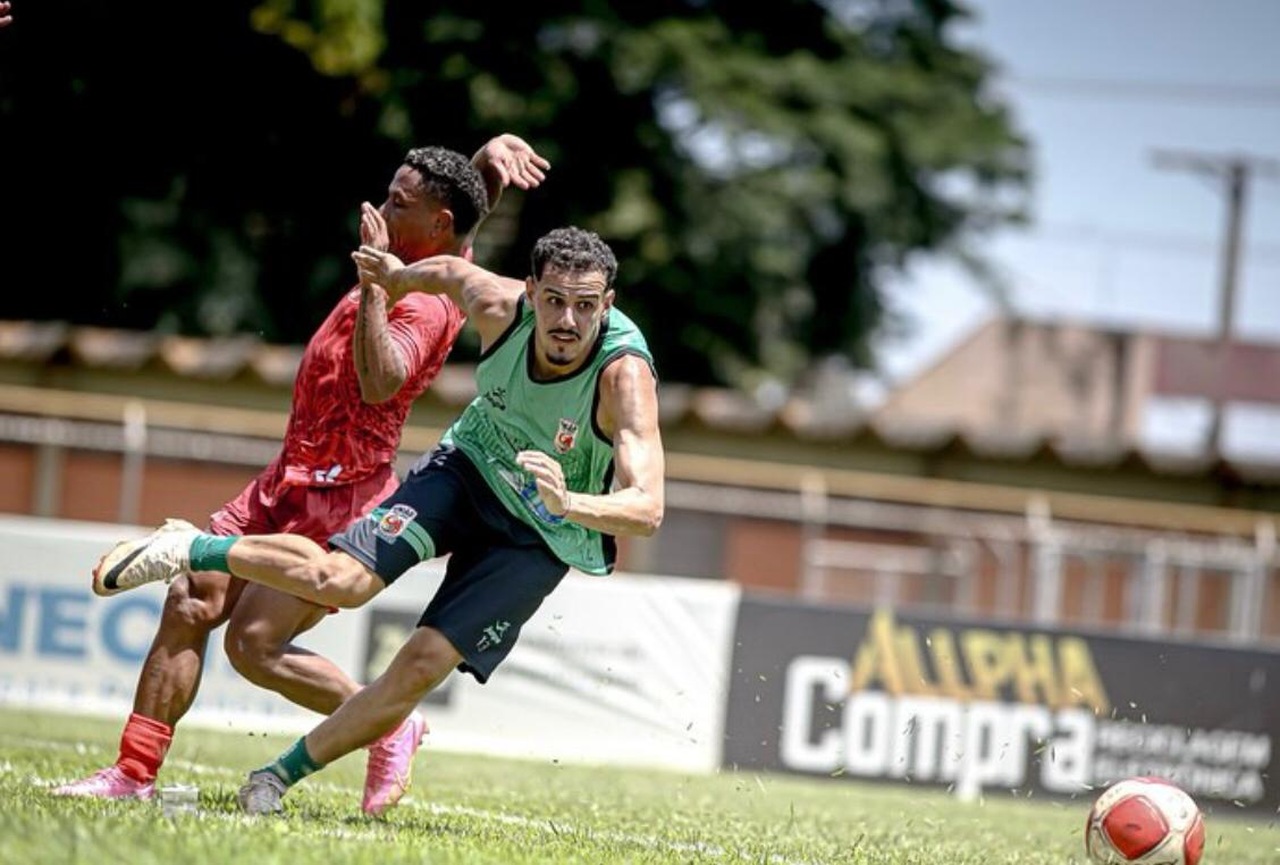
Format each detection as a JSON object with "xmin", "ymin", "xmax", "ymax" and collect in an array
[{"xmin": 877, "ymin": 0, "xmax": 1280, "ymax": 455}]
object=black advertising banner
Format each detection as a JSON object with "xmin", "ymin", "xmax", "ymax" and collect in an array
[{"xmin": 723, "ymin": 596, "xmax": 1280, "ymax": 815}]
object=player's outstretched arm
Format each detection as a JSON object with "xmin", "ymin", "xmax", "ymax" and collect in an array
[
  {"xmin": 461, "ymin": 133, "xmax": 550, "ymax": 259},
  {"xmin": 471, "ymin": 133, "xmax": 550, "ymax": 213},
  {"xmin": 516, "ymin": 355, "xmax": 665, "ymax": 537},
  {"xmin": 351, "ymin": 247, "xmax": 524, "ymax": 350}
]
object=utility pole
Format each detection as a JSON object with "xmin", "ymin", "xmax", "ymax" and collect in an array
[{"xmin": 1151, "ymin": 149, "xmax": 1280, "ymax": 454}]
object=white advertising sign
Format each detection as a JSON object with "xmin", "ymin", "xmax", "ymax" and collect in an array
[
  {"xmin": 372, "ymin": 566, "xmax": 740, "ymax": 772},
  {"xmin": 0, "ymin": 515, "xmax": 737, "ymax": 773},
  {"xmin": 0, "ymin": 515, "xmax": 364, "ymax": 732}
]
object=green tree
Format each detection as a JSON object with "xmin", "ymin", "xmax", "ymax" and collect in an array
[
  {"xmin": 365, "ymin": 1, "xmax": 1030, "ymax": 386},
  {"xmin": 0, "ymin": 0, "xmax": 396, "ymax": 339},
  {"xmin": 0, "ymin": 0, "xmax": 1027, "ymax": 388}
]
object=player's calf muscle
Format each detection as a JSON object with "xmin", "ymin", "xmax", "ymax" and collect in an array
[
  {"xmin": 308, "ymin": 554, "xmax": 381, "ymax": 608},
  {"xmin": 228, "ymin": 536, "xmax": 368, "ymax": 608},
  {"xmin": 230, "ymin": 534, "xmax": 325, "ymax": 571}
]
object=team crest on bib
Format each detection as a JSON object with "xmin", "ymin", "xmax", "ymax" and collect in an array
[
  {"xmin": 554, "ymin": 418, "xmax": 579, "ymax": 454},
  {"xmin": 374, "ymin": 504, "xmax": 417, "ymax": 541}
]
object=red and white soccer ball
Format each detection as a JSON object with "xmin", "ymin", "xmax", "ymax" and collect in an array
[{"xmin": 1085, "ymin": 777, "xmax": 1206, "ymax": 865}]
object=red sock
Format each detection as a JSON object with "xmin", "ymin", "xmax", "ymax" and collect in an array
[{"xmin": 116, "ymin": 713, "xmax": 173, "ymax": 782}]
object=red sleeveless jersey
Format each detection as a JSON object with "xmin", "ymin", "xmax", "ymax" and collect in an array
[{"xmin": 270, "ymin": 287, "xmax": 465, "ymax": 496}]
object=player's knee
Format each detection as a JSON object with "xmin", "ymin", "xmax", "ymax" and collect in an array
[
  {"xmin": 391, "ymin": 628, "xmax": 460, "ymax": 693},
  {"xmin": 222, "ymin": 623, "xmax": 284, "ymax": 683},
  {"xmin": 161, "ymin": 572, "xmax": 230, "ymax": 631},
  {"xmin": 224, "ymin": 635, "xmax": 274, "ymax": 683}
]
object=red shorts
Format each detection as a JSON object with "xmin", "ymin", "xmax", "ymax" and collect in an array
[
  {"xmin": 209, "ymin": 461, "xmax": 400, "ymax": 542},
  {"xmin": 208, "ymin": 462, "xmax": 399, "ymax": 614}
]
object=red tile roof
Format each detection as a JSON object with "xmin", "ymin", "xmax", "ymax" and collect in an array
[{"xmin": 1, "ymin": 319, "xmax": 1277, "ymax": 485}]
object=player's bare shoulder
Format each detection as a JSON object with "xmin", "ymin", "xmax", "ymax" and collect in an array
[
  {"xmin": 600, "ymin": 352, "xmax": 656, "ymax": 389},
  {"xmin": 469, "ymin": 273, "xmax": 526, "ymax": 350},
  {"xmin": 597, "ymin": 353, "xmax": 659, "ymax": 439}
]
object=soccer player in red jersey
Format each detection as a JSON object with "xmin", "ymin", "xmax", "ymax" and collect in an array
[{"xmin": 53, "ymin": 134, "xmax": 550, "ymax": 814}]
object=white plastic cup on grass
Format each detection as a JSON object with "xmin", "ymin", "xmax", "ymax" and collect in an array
[{"xmin": 158, "ymin": 784, "xmax": 199, "ymax": 817}]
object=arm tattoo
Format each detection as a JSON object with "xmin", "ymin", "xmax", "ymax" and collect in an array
[{"xmin": 353, "ymin": 283, "xmax": 408, "ymax": 403}]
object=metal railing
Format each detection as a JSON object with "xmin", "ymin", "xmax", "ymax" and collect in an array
[
  {"xmin": 668, "ymin": 476, "xmax": 1279, "ymax": 643},
  {"xmin": 3, "ymin": 406, "xmax": 1277, "ymax": 644}
]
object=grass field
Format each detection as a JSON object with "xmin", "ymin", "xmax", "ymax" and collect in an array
[{"xmin": 1, "ymin": 707, "xmax": 1274, "ymax": 865}]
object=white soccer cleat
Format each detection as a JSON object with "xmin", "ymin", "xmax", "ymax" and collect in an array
[
  {"xmin": 237, "ymin": 770, "xmax": 287, "ymax": 815},
  {"xmin": 92, "ymin": 518, "xmax": 200, "ymax": 597}
]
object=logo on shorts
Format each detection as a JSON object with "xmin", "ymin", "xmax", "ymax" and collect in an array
[
  {"xmin": 312, "ymin": 464, "xmax": 343, "ymax": 484},
  {"xmin": 554, "ymin": 417, "xmax": 579, "ymax": 454},
  {"xmin": 476, "ymin": 620, "xmax": 511, "ymax": 652},
  {"xmin": 373, "ymin": 504, "xmax": 417, "ymax": 541}
]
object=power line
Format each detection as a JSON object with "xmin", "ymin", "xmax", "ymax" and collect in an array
[
  {"xmin": 1026, "ymin": 223, "xmax": 1280, "ymax": 264},
  {"xmin": 998, "ymin": 75, "xmax": 1280, "ymax": 106}
]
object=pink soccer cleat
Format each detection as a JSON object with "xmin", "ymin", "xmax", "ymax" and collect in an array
[
  {"xmin": 362, "ymin": 711, "xmax": 427, "ymax": 816},
  {"xmin": 52, "ymin": 766, "xmax": 155, "ymax": 800}
]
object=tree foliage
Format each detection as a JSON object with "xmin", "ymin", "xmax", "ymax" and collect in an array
[{"xmin": 0, "ymin": 0, "xmax": 1027, "ymax": 387}]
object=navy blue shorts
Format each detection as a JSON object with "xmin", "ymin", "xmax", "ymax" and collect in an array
[{"xmin": 330, "ymin": 445, "xmax": 568, "ymax": 682}]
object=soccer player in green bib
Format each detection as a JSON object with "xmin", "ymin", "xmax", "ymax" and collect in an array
[{"xmin": 91, "ymin": 226, "xmax": 666, "ymax": 815}]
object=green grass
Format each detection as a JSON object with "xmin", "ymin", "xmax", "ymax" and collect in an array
[{"xmin": 0, "ymin": 708, "xmax": 1273, "ymax": 864}]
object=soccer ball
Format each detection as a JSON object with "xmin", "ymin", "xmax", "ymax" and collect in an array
[{"xmin": 1084, "ymin": 777, "xmax": 1206, "ymax": 865}]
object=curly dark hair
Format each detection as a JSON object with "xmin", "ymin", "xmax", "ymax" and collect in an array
[
  {"xmin": 530, "ymin": 227, "xmax": 618, "ymax": 288},
  {"xmin": 402, "ymin": 146, "xmax": 490, "ymax": 236}
]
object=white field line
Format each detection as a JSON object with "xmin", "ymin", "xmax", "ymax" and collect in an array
[{"xmin": 2, "ymin": 734, "xmax": 814, "ymax": 865}]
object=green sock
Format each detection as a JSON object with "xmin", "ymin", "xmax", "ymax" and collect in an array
[
  {"xmin": 259, "ymin": 738, "xmax": 324, "ymax": 787},
  {"xmin": 189, "ymin": 534, "xmax": 238, "ymax": 573}
]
